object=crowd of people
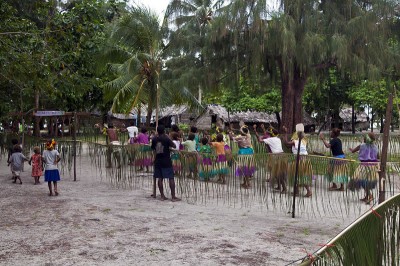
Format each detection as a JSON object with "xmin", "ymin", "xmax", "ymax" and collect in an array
[
  {"xmin": 108, "ymin": 122, "xmax": 379, "ymax": 204},
  {"xmin": 5, "ymin": 122, "xmax": 380, "ymax": 205},
  {"xmin": 102, "ymin": 121, "xmax": 380, "ymax": 204}
]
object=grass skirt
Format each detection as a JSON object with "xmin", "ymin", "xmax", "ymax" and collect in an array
[
  {"xmin": 287, "ymin": 156, "xmax": 313, "ymax": 186},
  {"xmin": 325, "ymin": 156, "xmax": 350, "ymax": 183},
  {"xmin": 198, "ymin": 153, "xmax": 214, "ymax": 180},
  {"xmin": 267, "ymin": 153, "xmax": 288, "ymax": 187},
  {"xmin": 181, "ymin": 152, "xmax": 198, "ymax": 174},
  {"xmin": 171, "ymin": 152, "xmax": 181, "ymax": 172},
  {"xmin": 215, "ymin": 154, "xmax": 228, "ymax": 175},
  {"xmin": 134, "ymin": 146, "xmax": 153, "ymax": 167},
  {"xmin": 348, "ymin": 162, "xmax": 379, "ymax": 191},
  {"xmin": 235, "ymin": 148, "xmax": 255, "ymax": 177}
]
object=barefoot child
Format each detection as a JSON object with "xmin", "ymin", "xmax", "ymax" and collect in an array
[
  {"xmin": 211, "ymin": 133, "xmax": 228, "ymax": 184},
  {"xmin": 7, "ymin": 139, "xmax": 20, "ymax": 179},
  {"xmin": 182, "ymin": 133, "xmax": 197, "ymax": 178},
  {"xmin": 9, "ymin": 144, "xmax": 28, "ymax": 184},
  {"xmin": 199, "ymin": 137, "xmax": 213, "ymax": 181},
  {"xmin": 43, "ymin": 139, "xmax": 61, "ymax": 196},
  {"xmin": 170, "ymin": 132, "xmax": 182, "ymax": 175},
  {"xmin": 29, "ymin": 146, "xmax": 43, "ymax": 185}
]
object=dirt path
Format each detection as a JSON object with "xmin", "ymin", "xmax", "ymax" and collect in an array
[{"xmin": 0, "ymin": 149, "xmax": 366, "ymax": 266}]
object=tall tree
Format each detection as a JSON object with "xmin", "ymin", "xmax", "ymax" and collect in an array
[
  {"xmin": 0, "ymin": 0, "xmax": 121, "ymax": 133},
  {"xmin": 208, "ymin": 0, "xmax": 396, "ymax": 131},
  {"xmin": 101, "ymin": 6, "xmax": 178, "ymax": 126},
  {"xmin": 163, "ymin": 0, "xmax": 225, "ymax": 102}
]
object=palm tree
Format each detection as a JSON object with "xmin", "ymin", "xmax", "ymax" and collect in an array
[
  {"xmin": 163, "ymin": 0, "xmax": 226, "ymax": 103},
  {"xmin": 101, "ymin": 5, "xmax": 204, "ymax": 126},
  {"xmin": 101, "ymin": 6, "xmax": 165, "ymax": 126}
]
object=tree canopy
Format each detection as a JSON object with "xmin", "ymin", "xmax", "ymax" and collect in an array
[{"xmin": 1, "ymin": 0, "xmax": 399, "ymax": 132}]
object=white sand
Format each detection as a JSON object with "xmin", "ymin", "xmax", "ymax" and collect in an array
[{"xmin": 0, "ymin": 148, "xmax": 371, "ymax": 266}]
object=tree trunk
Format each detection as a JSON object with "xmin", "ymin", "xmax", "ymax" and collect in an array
[
  {"xmin": 351, "ymin": 104, "xmax": 355, "ymax": 134},
  {"xmin": 146, "ymin": 101, "xmax": 153, "ymax": 127},
  {"xmin": 379, "ymin": 90, "xmax": 394, "ymax": 203},
  {"xmin": 34, "ymin": 87, "xmax": 40, "ymax": 137},
  {"xmin": 275, "ymin": 111, "xmax": 281, "ymax": 129},
  {"xmin": 281, "ymin": 73, "xmax": 295, "ymax": 132},
  {"xmin": 280, "ymin": 63, "xmax": 307, "ymax": 132},
  {"xmin": 380, "ymin": 115, "xmax": 384, "ymax": 133},
  {"xmin": 370, "ymin": 110, "xmax": 374, "ymax": 132}
]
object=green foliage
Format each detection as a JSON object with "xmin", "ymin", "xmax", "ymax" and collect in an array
[
  {"xmin": 0, "ymin": 0, "xmax": 124, "ymax": 122},
  {"xmin": 99, "ymin": 6, "xmax": 164, "ymax": 124},
  {"xmin": 299, "ymin": 194, "xmax": 400, "ymax": 266},
  {"xmin": 178, "ymin": 123, "xmax": 189, "ymax": 132},
  {"xmin": 218, "ymin": 78, "xmax": 281, "ymax": 113},
  {"xmin": 303, "ymin": 68, "xmax": 356, "ymax": 121},
  {"xmin": 348, "ymin": 79, "xmax": 389, "ymax": 117}
]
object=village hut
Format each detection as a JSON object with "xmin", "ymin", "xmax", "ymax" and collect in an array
[
  {"xmin": 339, "ymin": 107, "xmax": 369, "ymax": 131},
  {"xmin": 107, "ymin": 110, "xmax": 136, "ymax": 128},
  {"xmin": 194, "ymin": 104, "xmax": 278, "ymax": 130},
  {"xmin": 122, "ymin": 104, "xmax": 197, "ymax": 128},
  {"xmin": 303, "ymin": 112, "xmax": 317, "ymax": 133}
]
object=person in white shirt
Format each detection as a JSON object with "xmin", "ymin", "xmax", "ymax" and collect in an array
[
  {"xmin": 127, "ymin": 121, "xmax": 138, "ymax": 144},
  {"xmin": 262, "ymin": 127, "xmax": 286, "ymax": 193},
  {"xmin": 263, "ymin": 133, "xmax": 284, "ymax": 153},
  {"xmin": 282, "ymin": 127, "xmax": 312, "ymax": 197}
]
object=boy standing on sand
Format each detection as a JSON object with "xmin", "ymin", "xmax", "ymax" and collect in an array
[{"xmin": 151, "ymin": 125, "xmax": 181, "ymax": 202}]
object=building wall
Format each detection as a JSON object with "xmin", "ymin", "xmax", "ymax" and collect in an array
[{"xmin": 194, "ymin": 113, "xmax": 212, "ymax": 130}]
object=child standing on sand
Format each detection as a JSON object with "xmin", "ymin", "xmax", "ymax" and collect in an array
[
  {"xmin": 29, "ymin": 146, "xmax": 43, "ymax": 185},
  {"xmin": 7, "ymin": 139, "xmax": 20, "ymax": 179},
  {"xmin": 9, "ymin": 144, "xmax": 28, "ymax": 184},
  {"xmin": 43, "ymin": 139, "xmax": 61, "ymax": 196}
]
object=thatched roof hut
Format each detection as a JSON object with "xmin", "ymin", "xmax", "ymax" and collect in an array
[
  {"xmin": 339, "ymin": 108, "xmax": 369, "ymax": 131},
  {"xmin": 194, "ymin": 104, "xmax": 278, "ymax": 130}
]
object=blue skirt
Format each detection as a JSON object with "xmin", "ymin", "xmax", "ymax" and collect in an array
[
  {"xmin": 45, "ymin": 169, "xmax": 61, "ymax": 182},
  {"xmin": 238, "ymin": 147, "xmax": 254, "ymax": 155}
]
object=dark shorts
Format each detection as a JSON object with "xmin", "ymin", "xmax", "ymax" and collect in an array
[{"xmin": 154, "ymin": 167, "xmax": 174, "ymax": 179}]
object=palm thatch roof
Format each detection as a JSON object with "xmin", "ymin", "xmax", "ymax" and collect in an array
[
  {"xmin": 207, "ymin": 104, "xmax": 277, "ymax": 123},
  {"xmin": 207, "ymin": 104, "xmax": 230, "ymax": 121},
  {"xmin": 230, "ymin": 110, "xmax": 277, "ymax": 123},
  {"xmin": 111, "ymin": 104, "xmax": 190, "ymax": 120},
  {"xmin": 339, "ymin": 108, "xmax": 369, "ymax": 123}
]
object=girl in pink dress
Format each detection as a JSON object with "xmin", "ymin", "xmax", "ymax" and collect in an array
[{"xmin": 29, "ymin": 146, "xmax": 43, "ymax": 185}]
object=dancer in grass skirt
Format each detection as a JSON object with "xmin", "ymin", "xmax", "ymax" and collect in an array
[
  {"xmin": 135, "ymin": 127, "xmax": 152, "ymax": 172},
  {"xmin": 182, "ymin": 133, "xmax": 197, "ymax": 178},
  {"xmin": 230, "ymin": 125, "xmax": 255, "ymax": 189},
  {"xmin": 349, "ymin": 132, "xmax": 379, "ymax": 204},
  {"xmin": 213, "ymin": 127, "xmax": 233, "ymax": 166},
  {"xmin": 282, "ymin": 128, "xmax": 312, "ymax": 197},
  {"xmin": 263, "ymin": 127, "xmax": 287, "ymax": 193},
  {"xmin": 253, "ymin": 124, "xmax": 272, "ymax": 153},
  {"xmin": 211, "ymin": 133, "xmax": 228, "ymax": 184},
  {"xmin": 320, "ymin": 128, "xmax": 347, "ymax": 191},
  {"xmin": 199, "ymin": 137, "xmax": 214, "ymax": 181},
  {"xmin": 170, "ymin": 132, "xmax": 182, "ymax": 175}
]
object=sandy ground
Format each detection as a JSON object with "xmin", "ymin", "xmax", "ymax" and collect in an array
[{"xmin": 0, "ymin": 147, "xmax": 375, "ymax": 266}]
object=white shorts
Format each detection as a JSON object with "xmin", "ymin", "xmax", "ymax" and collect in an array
[{"xmin": 12, "ymin": 170, "xmax": 21, "ymax": 177}]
